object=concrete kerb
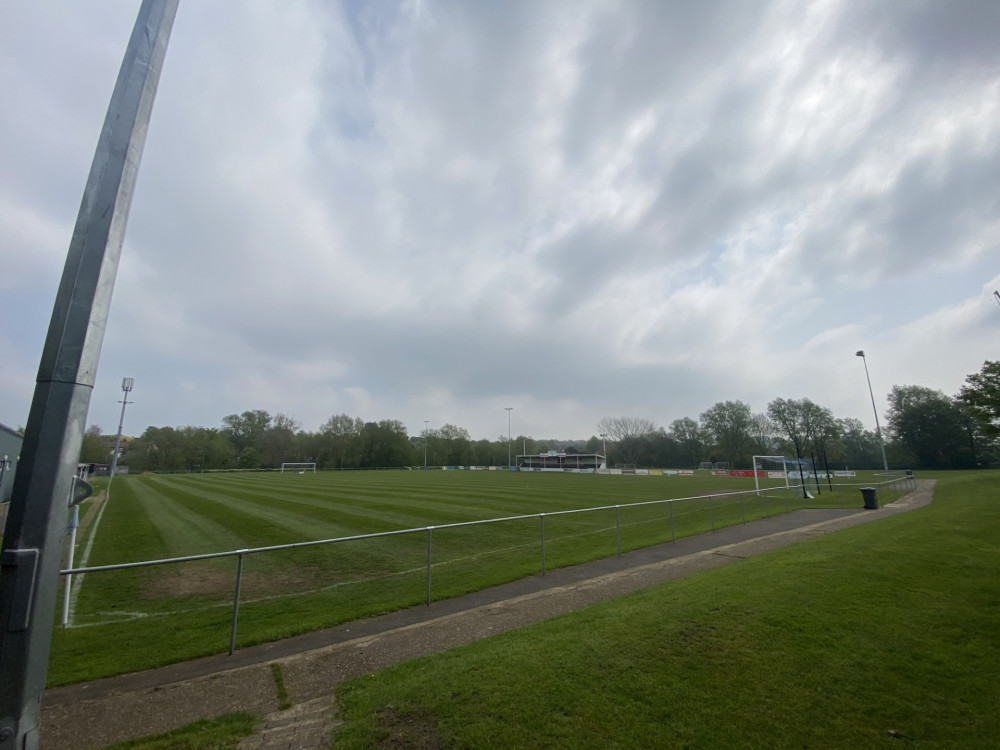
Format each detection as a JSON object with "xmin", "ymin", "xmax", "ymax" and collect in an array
[{"xmin": 40, "ymin": 480, "xmax": 934, "ymax": 750}]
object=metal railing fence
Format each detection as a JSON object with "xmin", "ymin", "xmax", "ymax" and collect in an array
[{"xmin": 60, "ymin": 474, "xmax": 917, "ymax": 656}]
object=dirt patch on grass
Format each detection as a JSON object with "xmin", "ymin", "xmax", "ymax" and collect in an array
[
  {"xmin": 374, "ymin": 706, "xmax": 443, "ymax": 749},
  {"xmin": 146, "ymin": 565, "xmax": 237, "ymax": 598},
  {"xmin": 145, "ymin": 564, "xmax": 330, "ymax": 599}
]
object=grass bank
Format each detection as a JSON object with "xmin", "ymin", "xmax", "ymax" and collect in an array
[{"xmin": 334, "ymin": 472, "xmax": 999, "ymax": 749}]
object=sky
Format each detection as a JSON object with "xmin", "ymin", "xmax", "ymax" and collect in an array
[{"xmin": 1, "ymin": 0, "xmax": 998, "ymax": 444}]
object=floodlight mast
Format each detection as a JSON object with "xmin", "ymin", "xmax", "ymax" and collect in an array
[
  {"xmin": 0, "ymin": 3, "xmax": 178, "ymax": 748},
  {"xmin": 505, "ymin": 407, "xmax": 513, "ymax": 469},
  {"xmin": 110, "ymin": 377, "xmax": 135, "ymax": 479},
  {"xmin": 856, "ymin": 350, "xmax": 890, "ymax": 473}
]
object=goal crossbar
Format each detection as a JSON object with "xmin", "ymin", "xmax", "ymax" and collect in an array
[
  {"xmin": 280, "ymin": 462, "xmax": 316, "ymax": 473},
  {"xmin": 752, "ymin": 455, "xmax": 793, "ymax": 494}
]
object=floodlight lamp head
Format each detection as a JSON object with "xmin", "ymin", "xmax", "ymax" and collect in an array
[
  {"xmin": 122, "ymin": 377, "xmax": 135, "ymax": 392},
  {"xmin": 855, "ymin": 350, "xmax": 865, "ymax": 358}
]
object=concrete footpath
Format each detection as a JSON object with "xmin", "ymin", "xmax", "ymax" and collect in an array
[{"xmin": 40, "ymin": 481, "xmax": 934, "ymax": 750}]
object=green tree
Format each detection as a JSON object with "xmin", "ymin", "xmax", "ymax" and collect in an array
[
  {"xmin": 835, "ymin": 418, "xmax": 882, "ymax": 469},
  {"xmin": 699, "ymin": 401, "xmax": 752, "ymax": 467},
  {"xmin": 237, "ymin": 446, "xmax": 261, "ymax": 469},
  {"xmin": 127, "ymin": 426, "xmax": 190, "ymax": 472},
  {"xmin": 645, "ymin": 428, "xmax": 682, "ymax": 468},
  {"xmin": 958, "ymin": 360, "xmax": 1000, "ymax": 439},
  {"xmin": 746, "ymin": 413, "xmax": 778, "ymax": 458},
  {"xmin": 887, "ymin": 385, "xmax": 976, "ymax": 469},
  {"xmin": 470, "ymin": 439, "xmax": 496, "ymax": 467},
  {"xmin": 79, "ymin": 425, "xmax": 109, "ymax": 464},
  {"xmin": 437, "ymin": 424, "xmax": 472, "ymax": 466},
  {"xmin": 358, "ymin": 420, "xmax": 414, "ymax": 468},
  {"xmin": 258, "ymin": 413, "xmax": 300, "ymax": 468},
  {"xmin": 766, "ymin": 398, "xmax": 834, "ymax": 464},
  {"xmin": 319, "ymin": 414, "xmax": 363, "ymax": 469},
  {"xmin": 221, "ymin": 410, "xmax": 272, "ymax": 454},
  {"xmin": 667, "ymin": 418, "xmax": 706, "ymax": 468}
]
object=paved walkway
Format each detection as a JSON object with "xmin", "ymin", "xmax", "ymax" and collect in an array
[{"xmin": 40, "ymin": 481, "xmax": 933, "ymax": 750}]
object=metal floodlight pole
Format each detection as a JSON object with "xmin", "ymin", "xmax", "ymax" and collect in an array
[
  {"xmin": 0, "ymin": 3, "xmax": 178, "ymax": 748},
  {"xmin": 110, "ymin": 377, "xmax": 135, "ymax": 479},
  {"xmin": 505, "ymin": 407, "xmax": 513, "ymax": 469},
  {"xmin": 856, "ymin": 350, "xmax": 890, "ymax": 473},
  {"xmin": 423, "ymin": 420, "xmax": 429, "ymax": 469}
]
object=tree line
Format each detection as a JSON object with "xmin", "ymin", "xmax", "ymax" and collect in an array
[
  {"xmin": 79, "ymin": 361, "xmax": 999, "ymax": 473},
  {"xmin": 80, "ymin": 410, "xmax": 551, "ymax": 473}
]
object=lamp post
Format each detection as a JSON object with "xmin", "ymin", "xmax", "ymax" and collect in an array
[
  {"xmin": 505, "ymin": 407, "xmax": 513, "ymax": 469},
  {"xmin": 110, "ymin": 377, "xmax": 134, "ymax": 479},
  {"xmin": 856, "ymin": 350, "xmax": 889, "ymax": 472},
  {"xmin": 423, "ymin": 420, "xmax": 429, "ymax": 469},
  {"xmin": 600, "ymin": 432, "xmax": 607, "ymax": 466}
]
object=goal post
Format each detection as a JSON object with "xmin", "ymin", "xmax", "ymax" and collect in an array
[
  {"xmin": 280, "ymin": 462, "xmax": 316, "ymax": 473},
  {"xmin": 752, "ymin": 456, "xmax": 793, "ymax": 495}
]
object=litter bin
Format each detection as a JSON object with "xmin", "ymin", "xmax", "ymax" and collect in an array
[{"xmin": 861, "ymin": 487, "xmax": 878, "ymax": 510}]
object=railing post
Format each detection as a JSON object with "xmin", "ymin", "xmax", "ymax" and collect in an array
[
  {"xmin": 740, "ymin": 494, "xmax": 745, "ymax": 525},
  {"xmin": 540, "ymin": 514, "xmax": 546, "ymax": 576},
  {"xmin": 615, "ymin": 506, "xmax": 621, "ymax": 556},
  {"xmin": 61, "ymin": 506, "xmax": 80, "ymax": 628},
  {"xmin": 229, "ymin": 551, "xmax": 246, "ymax": 656},
  {"xmin": 709, "ymin": 495, "xmax": 715, "ymax": 532},
  {"xmin": 426, "ymin": 527, "xmax": 433, "ymax": 605},
  {"xmin": 669, "ymin": 501, "xmax": 675, "ymax": 543}
]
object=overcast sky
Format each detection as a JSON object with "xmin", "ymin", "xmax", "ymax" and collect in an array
[{"xmin": 2, "ymin": 1, "xmax": 998, "ymax": 443}]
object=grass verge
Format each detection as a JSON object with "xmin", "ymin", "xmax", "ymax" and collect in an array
[
  {"xmin": 97, "ymin": 712, "xmax": 256, "ymax": 750},
  {"xmin": 271, "ymin": 662, "xmax": 291, "ymax": 711},
  {"xmin": 333, "ymin": 472, "xmax": 1000, "ymax": 749}
]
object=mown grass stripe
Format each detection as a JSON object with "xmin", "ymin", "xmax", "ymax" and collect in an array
[{"xmin": 48, "ymin": 469, "xmax": 908, "ymax": 684}]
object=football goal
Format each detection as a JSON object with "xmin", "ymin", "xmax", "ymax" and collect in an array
[
  {"xmin": 280, "ymin": 462, "xmax": 316, "ymax": 474},
  {"xmin": 752, "ymin": 455, "xmax": 797, "ymax": 495}
]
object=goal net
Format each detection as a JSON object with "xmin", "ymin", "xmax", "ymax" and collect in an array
[
  {"xmin": 751, "ymin": 456, "xmax": 798, "ymax": 495},
  {"xmin": 280, "ymin": 462, "xmax": 316, "ymax": 474}
]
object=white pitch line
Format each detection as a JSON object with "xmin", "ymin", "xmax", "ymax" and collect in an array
[{"xmin": 64, "ymin": 488, "xmax": 111, "ymax": 627}]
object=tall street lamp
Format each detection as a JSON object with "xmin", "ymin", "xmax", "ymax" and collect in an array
[
  {"xmin": 856, "ymin": 350, "xmax": 890, "ymax": 472},
  {"xmin": 505, "ymin": 407, "xmax": 513, "ymax": 469},
  {"xmin": 423, "ymin": 420, "xmax": 429, "ymax": 469}
]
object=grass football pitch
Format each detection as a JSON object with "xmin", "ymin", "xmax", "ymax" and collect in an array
[{"xmin": 49, "ymin": 469, "xmax": 905, "ymax": 685}]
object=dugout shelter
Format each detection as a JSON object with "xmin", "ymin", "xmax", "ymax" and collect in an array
[{"xmin": 517, "ymin": 451, "xmax": 606, "ymax": 473}]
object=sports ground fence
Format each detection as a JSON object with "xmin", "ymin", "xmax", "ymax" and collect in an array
[{"xmin": 54, "ymin": 473, "xmax": 917, "ymax": 657}]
